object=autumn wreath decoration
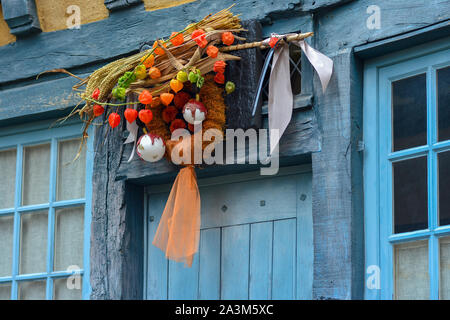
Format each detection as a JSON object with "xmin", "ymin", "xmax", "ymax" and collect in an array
[{"xmin": 52, "ymin": 5, "xmax": 315, "ymax": 267}]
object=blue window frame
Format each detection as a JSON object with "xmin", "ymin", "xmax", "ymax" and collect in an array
[
  {"xmin": 364, "ymin": 37, "xmax": 450, "ymax": 300},
  {"xmin": 0, "ymin": 119, "xmax": 93, "ymax": 300}
]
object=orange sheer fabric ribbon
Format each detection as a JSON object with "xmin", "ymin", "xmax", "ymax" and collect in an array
[{"xmin": 152, "ymin": 166, "xmax": 201, "ymax": 267}]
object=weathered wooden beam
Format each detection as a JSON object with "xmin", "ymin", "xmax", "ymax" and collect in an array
[
  {"xmin": 116, "ymin": 105, "xmax": 319, "ymax": 183},
  {"xmin": 0, "ymin": 0, "xmax": 304, "ymax": 84},
  {"xmin": 0, "ymin": 73, "xmax": 86, "ymax": 123},
  {"xmin": 301, "ymin": 0, "xmax": 355, "ymax": 12},
  {"xmin": 104, "ymin": 0, "xmax": 142, "ymax": 11},
  {"xmin": 90, "ymin": 109, "xmax": 144, "ymax": 300},
  {"xmin": 310, "ymin": 49, "xmax": 364, "ymax": 300},
  {"xmin": 2, "ymin": 0, "xmax": 41, "ymax": 36}
]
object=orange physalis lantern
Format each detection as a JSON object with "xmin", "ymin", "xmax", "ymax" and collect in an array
[
  {"xmin": 162, "ymin": 106, "xmax": 178, "ymax": 123},
  {"xmin": 93, "ymin": 104, "xmax": 104, "ymax": 117},
  {"xmin": 160, "ymin": 93, "xmax": 174, "ymax": 106},
  {"xmin": 214, "ymin": 72, "xmax": 225, "ymax": 84},
  {"xmin": 139, "ymin": 90, "xmax": 153, "ymax": 105},
  {"xmin": 152, "ymin": 41, "xmax": 167, "ymax": 55},
  {"xmin": 170, "ymin": 32, "xmax": 184, "ymax": 46},
  {"xmin": 140, "ymin": 54, "xmax": 155, "ymax": 68},
  {"xmin": 221, "ymin": 32, "xmax": 235, "ymax": 46},
  {"xmin": 148, "ymin": 67, "xmax": 161, "ymax": 79},
  {"xmin": 170, "ymin": 119, "xmax": 186, "ymax": 133},
  {"xmin": 206, "ymin": 45, "xmax": 219, "ymax": 58},
  {"xmin": 170, "ymin": 79, "xmax": 183, "ymax": 93},
  {"xmin": 213, "ymin": 60, "xmax": 226, "ymax": 74},
  {"xmin": 191, "ymin": 29, "xmax": 205, "ymax": 41},
  {"xmin": 124, "ymin": 108, "xmax": 138, "ymax": 123},
  {"xmin": 269, "ymin": 37, "xmax": 280, "ymax": 48},
  {"xmin": 138, "ymin": 109, "xmax": 153, "ymax": 124},
  {"xmin": 108, "ymin": 113, "xmax": 120, "ymax": 128}
]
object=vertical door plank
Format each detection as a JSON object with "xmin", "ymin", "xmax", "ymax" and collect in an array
[
  {"xmin": 146, "ymin": 193, "xmax": 168, "ymax": 300},
  {"xmin": 272, "ymin": 218, "xmax": 296, "ymax": 299},
  {"xmin": 249, "ymin": 221, "xmax": 273, "ymax": 299},
  {"xmin": 296, "ymin": 172, "xmax": 313, "ymax": 299},
  {"xmin": 168, "ymin": 254, "xmax": 200, "ymax": 300},
  {"xmin": 221, "ymin": 224, "xmax": 250, "ymax": 300},
  {"xmin": 198, "ymin": 228, "xmax": 221, "ymax": 300}
]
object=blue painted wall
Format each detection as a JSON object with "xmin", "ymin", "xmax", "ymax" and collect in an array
[{"xmin": 1, "ymin": 0, "xmax": 449, "ymax": 300}]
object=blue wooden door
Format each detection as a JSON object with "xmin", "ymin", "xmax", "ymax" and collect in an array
[{"xmin": 145, "ymin": 165, "xmax": 313, "ymax": 300}]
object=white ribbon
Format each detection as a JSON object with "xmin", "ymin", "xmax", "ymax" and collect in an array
[
  {"xmin": 297, "ymin": 40, "xmax": 333, "ymax": 93},
  {"xmin": 267, "ymin": 35, "xmax": 333, "ymax": 154},
  {"xmin": 268, "ymin": 43, "xmax": 292, "ymax": 155},
  {"xmin": 124, "ymin": 95, "xmax": 139, "ymax": 163}
]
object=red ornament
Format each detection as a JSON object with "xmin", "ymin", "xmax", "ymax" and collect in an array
[
  {"xmin": 214, "ymin": 72, "xmax": 225, "ymax": 84},
  {"xmin": 182, "ymin": 99, "xmax": 207, "ymax": 124},
  {"xmin": 108, "ymin": 113, "xmax": 120, "ymax": 128},
  {"xmin": 136, "ymin": 133, "xmax": 166, "ymax": 163},
  {"xmin": 93, "ymin": 104, "xmax": 104, "ymax": 117},
  {"xmin": 170, "ymin": 119, "xmax": 187, "ymax": 133},
  {"xmin": 124, "ymin": 108, "xmax": 138, "ymax": 123},
  {"xmin": 162, "ymin": 106, "xmax": 178, "ymax": 123},
  {"xmin": 269, "ymin": 37, "xmax": 280, "ymax": 48},
  {"xmin": 138, "ymin": 109, "xmax": 153, "ymax": 124},
  {"xmin": 173, "ymin": 92, "xmax": 191, "ymax": 110},
  {"xmin": 92, "ymin": 88, "xmax": 100, "ymax": 100},
  {"xmin": 213, "ymin": 60, "xmax": 226, "ymax": 74},
  {"xmin": 139, "ymin": 90, "xmax": 153, "ymax": 105},
  {"xmin": 221, "ymin": 32, "xmax": 235, "ymax": 46}
]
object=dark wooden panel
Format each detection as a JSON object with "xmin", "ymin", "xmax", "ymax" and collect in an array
[{"xmin": 225, "ymin": 20, "xmax": 263, "ymax": 130}]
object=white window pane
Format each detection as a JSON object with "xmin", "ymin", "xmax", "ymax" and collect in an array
[
  {"xmin": 0, "ymin": 215, "xmax": 14, "ymax": 277},
  {"xmin": 440, "ymin": 237, "xmax": 450, "ymax": 300},
  {"xmin": 18, "ymin": 280, "xmax": 46, "ymax": 300},
  {"xmin": 0, "ymin": 149, "xmax": 16, "ymax": 209},
  {"xmin": 20, "ymin": 211, "xmax": 48, "ymax": 274},
  {"xmin": 56, "ymin": 139, "xmax": 86, "ymax": 201},
  {"xmin": 22, "ymin": 144, "xmax": 50, "ymax": 205},
  {"xmin": 394, "ymin": 240, "xmax": 429, "ymax": 299},
  {"xmin": 53, "ymin": 277, "xmax": 82, "ymax": 300},
  {"xmin": 0, "ymin": 283, "xmax": 11, "ymax": 300},
  {"xmin": 54, "ymin": 207, "xmax": 84, "ymax": 271}
]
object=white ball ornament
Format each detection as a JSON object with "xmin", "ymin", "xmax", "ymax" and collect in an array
[
  {"xmin": 182, "ymin": 99, "xmax": 207, "ymax": 125},
  {"xmin": 136, "ymin": 133, "xmax": 165, "ymax": 162}
]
